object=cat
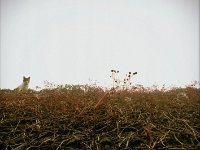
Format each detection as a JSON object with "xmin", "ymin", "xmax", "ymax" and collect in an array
[{"xmin": 15, "ymin": 76, "xmax": 30, "ymax": 91}]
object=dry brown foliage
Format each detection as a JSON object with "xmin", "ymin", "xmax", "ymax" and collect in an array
[{"xmin": 0, "ymin": 85, "xmax": 200, "ymax": 149}]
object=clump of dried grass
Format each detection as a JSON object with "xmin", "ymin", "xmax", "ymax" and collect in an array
[{"xmin": 0, "ymin": 85, "xmax": 199, "ymax": 149}]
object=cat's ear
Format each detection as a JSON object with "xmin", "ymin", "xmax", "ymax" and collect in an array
[
  {"xmin": 23, "ymin": 76, "xmax": 25, "ymax": 79},
  {"xmin": 28, "ymin": 77, "xmax": 30, "ymax": 80}
]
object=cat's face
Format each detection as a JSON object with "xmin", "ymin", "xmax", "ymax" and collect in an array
[{"xmin": 23, "ymin": 76, "xmax": 30, "ymax": 83}]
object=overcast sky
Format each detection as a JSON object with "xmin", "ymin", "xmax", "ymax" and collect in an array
[{"xmin": 0, "ymin": 0, "xmax": 199, "ymax": 89}]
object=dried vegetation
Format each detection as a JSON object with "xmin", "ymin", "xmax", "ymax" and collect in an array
[{"xmin": 0, "ymin": 85, "xmax": 200, "ymax": 149}]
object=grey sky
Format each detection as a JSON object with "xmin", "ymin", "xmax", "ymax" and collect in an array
[{"xmin": 1, "ymin": 0, "xmax": 199, "ymax": 89}]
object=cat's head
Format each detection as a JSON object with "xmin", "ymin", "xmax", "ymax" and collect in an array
[{"xmin": 23, "ymin": 76, "xmax": 30, "ymax": 84}]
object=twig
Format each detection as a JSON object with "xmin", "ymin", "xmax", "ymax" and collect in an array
[
  {"xmin": 181, "ymin": 119, "xmax": 199, "ymax": 143},
  {"xmin": 94, "ymin": 87, "xmax": 116, "ymax": 109},
  {"xmin": 173, "ymin": 133, "xmax": 183, "ymax": 145}
]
